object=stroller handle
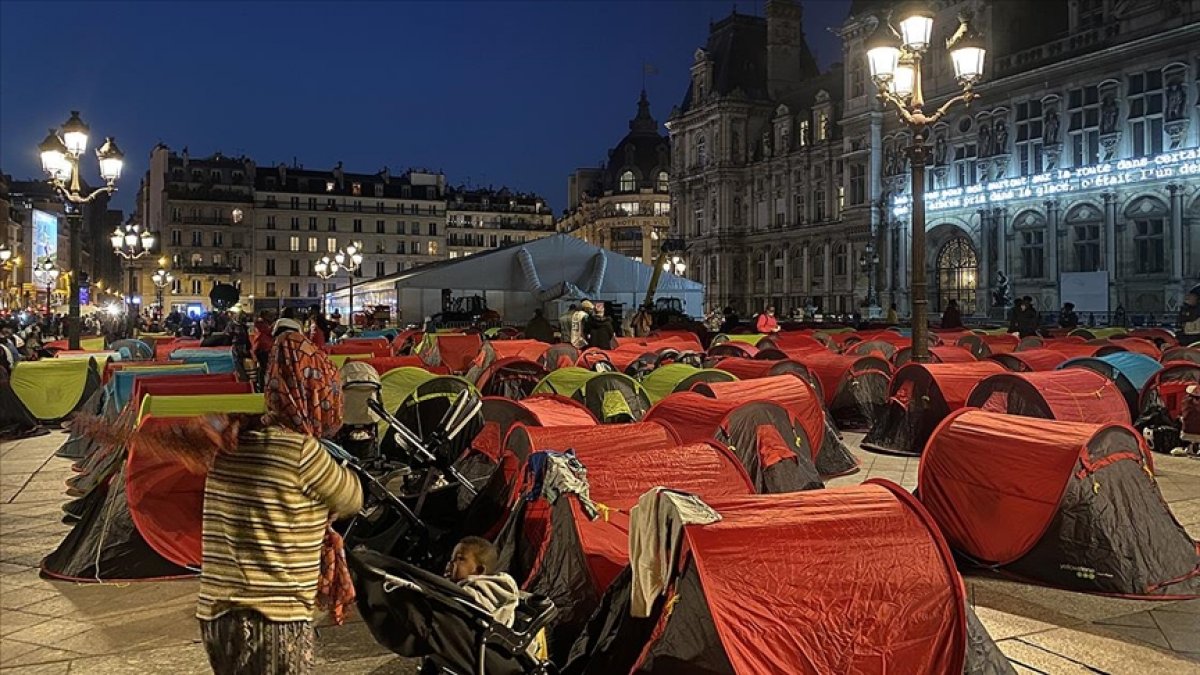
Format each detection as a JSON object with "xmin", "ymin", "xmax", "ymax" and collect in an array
[{"xmin": 366, "ymin": 398, "xmax": 480, "ymax": 497}]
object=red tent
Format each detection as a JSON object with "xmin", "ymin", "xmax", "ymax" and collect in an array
[
  {"xmin": 358, "ymin": 356, "xmax": 449, "ymax": 375},
  {"xmin": 893, "ymin": 344, "xmax": 977, "ymax": 367},
  {"xmin": 1128, "ymin": 327, "xmax": 1178, "ymax": 348},
  {"xmin": 789, "ymin": 352, "xmax": 893, "ymax": 430},
  {"xmin": 967, "ymin": 368, "xmax": 1129, "ymax": 424},
  {"xmin": 1138, "ymin": 361, "xmax": 1200, "ymax": 419},
  {"xmin": 504, "ymin": 422, "xmax": 680, "ymax": 488},
  {"xmin": 712, "ymin": 357, "xmax": 819, "ymax": 395},
  {"xmin": 693, "ymin": 375, "xmax": 857, "ymax": 476},
  {"xmin": 759, "ymin": 332, "xmax": 829, "ymax": 352},
  {"xmin": 328, "ymin": 338, "xmax": 391, "ymax": 357},
  {"xmin": 989, "ymin": 348, "xmax": 1073, "ymax": 372},
  {"xmin": 131, "ymin": 375, "xmax": 249, "ymax": 407},
  {"xmin": 419, "ymin": 333, "xmax": 484, "ymax": 373},
  {"xmin": 496, "ymin": 439, "xmax": 753, "ymax": 659},
  {"xmin": 1161, "ymin": 346, "xmax": 1200, "ymax": 365},
  {"xmin": 645, "ymin": 392, "xmax": 823, "ymax": 492},
  {"xmin": 919, "ymin": 409, "xmax": 1199, "ymax": 597},
  {"xmin": 1099, "ymin": 336, "xmax": 1160, "ymax": 358},
  {"xmin": 1037, "ymin": 341, "xmax": 1123, "ymax": 358},
  {"xmin": 863, "ymin": 361, "xmax": 1007, "ymax": 456},
  {"xmin": 622, "ymin": 483, "xmax": 974, "ymax": 675},
  {"xmin": 706, "ymin": 342, "xmax": 759, "ymax": 359},
  {"xmin": 472, "ymin": 356, "xmax": 548, "ymax": 399}
]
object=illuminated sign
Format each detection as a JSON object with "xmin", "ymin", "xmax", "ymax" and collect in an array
[
  {"xmin": 891, "ymin": 147, "xmax": 1200, "ymax": 217},
  {"xmin": 32, "ymin": 210, "xmax": 58, "ymax": 262}
]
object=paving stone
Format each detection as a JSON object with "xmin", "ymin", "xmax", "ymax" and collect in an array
[
  {"xmin": 0, "ymin": 662, "xmax": 72, "ymax": 674},
  {"xmin": 1021, "ymin": 625, "xmax": 1200, "ymax": 674},
  {"xmin": 0, "ymin": 609, "xmax": 52, "ymax": 637},
  {"xmin": 1150, "ymin": 609, "xmax": 1200, "ymax": 653}
]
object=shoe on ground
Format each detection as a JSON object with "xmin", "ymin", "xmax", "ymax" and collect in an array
[{"xmin": 1170, "ymin": 446, "xmax": 1189, "ymax": 456}]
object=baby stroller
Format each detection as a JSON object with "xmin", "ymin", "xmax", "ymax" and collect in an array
[
  {"xmin": 339, "ymin": 361, "xmax": 383, "ymax": 461},
  {"xmin": 350, "ymin": 548, "xmax": 557, "ymax": 675}
]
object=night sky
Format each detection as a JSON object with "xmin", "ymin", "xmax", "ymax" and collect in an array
[{"xmin": 1, "ymin": 0, "xmax": 850, "ymax": 215}]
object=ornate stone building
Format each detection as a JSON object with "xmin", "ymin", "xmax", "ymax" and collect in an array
[
  {"xmin": 666, "ymin": 0, "xmax": 857, "ymax": 316},
  {"xmin": 446, "ymin": 187, "xmax": 555, "ymax": 259},
  {"xmin": 560, "ymin": 91, "xmax": 673, "ymax": 262},
  {"xmin": 843, "ymin": 0, "xmax": 1200, "ymax": 319}
]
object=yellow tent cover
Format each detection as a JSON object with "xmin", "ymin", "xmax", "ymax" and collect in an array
[
  {"xmin": 10, "ymin": 358, "xmax": 95, "ymax": 421},
  {"xmin": 138, "ymin": 393, "xmax": 266, "ymax": 424}
]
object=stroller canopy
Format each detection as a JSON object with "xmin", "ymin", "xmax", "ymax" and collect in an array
[
  {"xmin": 623, "ymin": 483, "xmax": 979, "ymax": 675},
  {"xmin": 639, "ymin": 364, "xmax": 736, "ymax": 403},
  {"xmin": 1060, "ymin": 351, "xmax": 1163, "ymax": 417},
  {"xmin": 10, "ymin": 358, "xmax": 102, "ymax": 423},
  {"xmin": 473, "ymin": 357, "xmax": 549, "ymax": 400},
  {"xmin": 920, "ymin": 409, "xmax": 1199, "ymax": 597},
  {"xmin": 645, "ymin": 392, "xmax": 823, "ymax": 492},
  {"xmin": 693, "ymin": 375, "xmax": 857, "ymax": 477},
  {"xmin": 967, "ymin": 368, "xmax": 1129, "ymax": 425},
  {"xmin": 862, "ymin": 361, "xmax": 1007, "ymax": 456}
]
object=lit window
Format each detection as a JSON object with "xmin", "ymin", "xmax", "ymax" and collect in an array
[
  {"xmin": 656, "ymin": 172, "xmax": 669, "ymax": 191},
  {"xmin": 325, "ymin": 181, "xmax": 335, "ymax": 192},
  {"xmin": 192, "ymin": 279, "xmax": 202, "ymax": 294},
  {"xmin": 1015, "ymin": 100, "xmax": 1044, "ymax": 176},
  {"xmin": 619, "ymin": 171, "xmax": 636, "ymax": 192},
  {"xmin": 1068, "ymin": 85, "xmax": 1101, "ymax": 167},
  {"xmin": 289, "ymin": 236, "xmax": 300, "ymax": 252},
  {"xmin": 428, "ymin": 241, "xmax": 439, "ymax": 256},
  {"xmin": 1127, "ymin": 70, "xmax": 1165, "ymax": 158},
  {"xmin": 616, "ymin": 202, "xmax": 640, "ymax": 216},
  {"xmin": 308, "ymin": 237, "xmax": 317, "ymax": 253},
  {"xmin": 232, "ymin": 208, "xmax": 243, "ymax": 224},
  {"xmin": 352, "ymin": 182, "xmax": 362, "ymax": 196},
  {"xmin": 327, "ymin": 237, "xmax": 336, "ymax": 253}
]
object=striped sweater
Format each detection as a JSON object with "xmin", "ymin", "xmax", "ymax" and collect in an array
[{"xmin": 197, "ymin": 428, "xmax": 363, "ymax": 623}]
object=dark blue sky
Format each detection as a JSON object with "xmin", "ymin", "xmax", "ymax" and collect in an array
[{"xmin": 1, "ymin": 0, "xmax": 850, "ymax": 215}]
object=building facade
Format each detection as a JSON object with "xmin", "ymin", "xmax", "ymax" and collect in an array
[
  {"xmin": 842, "ymin": 0, "xmax": 1200, "ymax": 320},
  {"xmin": 666, "ymin": 1, "xmax": 857, "ymax": 317},
  {"xmin": 133, "ymin": 146, "xmax": 255, "ymax": 311},
  {"xmin": 446, "ymin": 187, "xmax": 555, "ymax": 259},
  {"xmin": 250, "ymin": 164, "xmax": 445, "ymax": 312},
  {"xmin": 561, "ymin": 91, "xmax": 673, "ymax": 263}
]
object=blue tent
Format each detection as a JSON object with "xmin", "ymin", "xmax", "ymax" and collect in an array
[
  {"xmin": 170, "ymin": 348, "xmax": 238, "ymax": 375},
  {"xmin": 1059, "ymin": 351, "xmax": 1162, "ymax": 417}
]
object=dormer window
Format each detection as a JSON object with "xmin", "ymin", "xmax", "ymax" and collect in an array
[
  {"xmin": 351, "ymin": 182, "xmax": 362, "ymax": 196},
  {"xmin": 619, "ymin": 171, "xmax": 636, "ymax": 192},
  {"xmin": 325, "ymin": 181, "xmax": 335, "ymax": 193}
]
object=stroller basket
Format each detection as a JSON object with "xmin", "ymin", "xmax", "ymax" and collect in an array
[{"xmin": 349, "ymin": 548, "xmax": 556, "ymax": 675}]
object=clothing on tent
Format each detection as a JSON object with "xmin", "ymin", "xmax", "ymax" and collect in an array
[
  {"xmin": 628, "ymin": 488, "xmax": 721, "ymax": 618},
  {"xmin": 525, "ymin": 450, "xmax": 598, "ymax": 519},
  {"xmin": 1182, "ymin": 388, "xmax": 1200, "ymax": 441}
]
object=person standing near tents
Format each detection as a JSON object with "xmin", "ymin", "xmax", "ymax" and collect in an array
[
  {"xmin": 570, "ymin": 302, "xmax": 591, "ymax": 349},
  {"xmin": 941, "ymin": 300, "xmax": 963, "ymax": 329},
  {"xmin": 585, "ymin": 302, "xmax": 616, "ymax": 349},
  {"xmin": 1012, "ymin": 296, "xmax": 1040, "ymax": 338},
  {"xmin": 523, "ymin": 308, "xmax": 556, "ymax": 343},
  {"xmin": 756, "ymin": 306, "xmax": 781, "ymax": 334},
  {"xmin": 1178, "ymin": 290, "xmax": 1200, "ymax": 346},
  {"xmin": 1058, "ymin": 303, "xmax": 1079, "ymax": 330},
  {"xmin": 194, "ymin": 331, "xmax": 362, "ymax": 674}
]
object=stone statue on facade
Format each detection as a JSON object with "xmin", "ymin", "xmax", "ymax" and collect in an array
[
  {"xmin": 994, "ymin": 120, "xmax": 1008, "ymax": 155},
  {"xmin": 732, "ymin": 130, "xmax": 741, "ymax": 161},
  {"xmin": 1166, "ymin": 80, "xmax": 1186, "ymax": 121},
  {"xmin": 761, "ymin": 131, "xmax": 772, "ymax": 159},
  {"xmin": 979, "ymin": 122, "xmax": 992, "ymax": 157},
  {"xmin": 1043, "ymin": 106, "xmax": 1061, "ymax": 145},
  {"xmin": 934, "ymin": 134, "xmax": 948, "ymax": 165},
  {"xmin": 884, "ymin": 145, "xmax": 896, "ymax": 175},
  {"xmin": 992, "ymin": 270, "xmax": 1012, "ymax": 308},
  {"xmin": 1100, "ymin": 95, "xmax": 1119, "ymax": 134}
]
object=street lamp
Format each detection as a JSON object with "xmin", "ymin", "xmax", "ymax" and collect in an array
[
  {"xmin": 333, "ymin": 242, "xmax": 364, "ymax": 333},
  {"xmin": 314, "ymin": 255, "xmax": 338, "ymax": 317},
  {"xmin": 151, "ymin": 268, "xmax": 174, "ymax": 310},
  {"xmin": 111, "ymin": 222, "xmax": 155, "ymax": 326},
  {"xmin": 38, "ymin": 111, "xmax": 124, "ymax": 349},
  {"xmin": 661, "ymin": 255, "xmax": 687, "ymax": 276},
  {"xmin": 859, "ymin": 241, "xmax": 881, "ymax": 312},
  {"xmin": 32, "ymin": 257, "xmax": 60, "ymax": 318},
  {"xmin": 866, "ymin": 5, "xmax": 985, "ymax": 361}
]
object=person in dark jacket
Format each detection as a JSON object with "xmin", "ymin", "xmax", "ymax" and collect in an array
[
  {"xmin": 941, "ymin": 300, "xmax": 963, "ymax": 329},
  {"xmin": 1058, "ymin": 302, "xmax": 1079, "ymax": 330},
  {"xmin": 584, "ymin": 303, "xmax": 616, "ymax": 349},
  {"xmin": 1012, "ymin": 297, "xmax": 1040, "ymax": 338},
  {"xmin": 1178, "ymin": 291, "xmax": 1200, "ymax": 346},
  {"xmin": 719, "ymin": 307, "xmax": 740, "ymax": 334},
  {"xmin": 522, "ymin": 309, "xmax": 556, "ymax": 343}
]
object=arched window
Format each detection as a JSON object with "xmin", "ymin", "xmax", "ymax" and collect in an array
[
  {"xmin": 656, "ymin": 171, "xmax": 669, "ymax": 192},
  {"xmin": 1064, "ymin": 204, "xmax": 1103, "ymax": 272},
  {"xmin": 833, "ymin": 244, "xmax": 848, "ymax": 277},
  {"xmin": 935, "ymin": 235, "xmax": 978, "ymax": 314},
  {"xmin": 619, "ymin": 171, "xmax": 636, "ymax": 192},
  {"xmin": 1014, "ymin": 210, "xmax": 1047, "ymax": 279},
  {"xmin": 1126, "ymin": 197, "xmax": 1168, "ymax": 274},
  {"xmin": 812, "ymin": 246, "xmax": 826, "ymax": 282},
  {"xmin": 791, "ymin": 248, "xmax": 804, "ymax": 280}
]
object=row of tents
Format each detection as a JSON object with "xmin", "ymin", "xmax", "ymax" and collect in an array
[{"xmin": 14, "ymin": 326, "xmax": 1200, "ymax": 674}]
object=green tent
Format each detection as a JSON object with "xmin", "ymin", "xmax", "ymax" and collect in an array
[
  {"xmin": 641, "ymin": 364, "xmax": 737, "ymax": 403},
  {"xmin": 711, "ymin": 333, "xmax": 766, "ymax": 347},
  {"xmin": 138, "ymin": 393, "xmax": 266, "ymax": 423},
  {"xmin": 531, "ymin": 367, "xmax": 596, "ymax": 397},
  {"xmin": 10, "ymin": 358, "xmax": 100, "ymax": 422},
  {"xmin": 379, "ymin": 367, "xmax": 439, "ymax": 427}
]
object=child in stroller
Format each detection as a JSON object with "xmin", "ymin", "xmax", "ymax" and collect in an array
[
  {"xmin": 350, "ymin": 542, "xmax": 556, "ymax": 675},
  {"xmin": 445, "ymin": 537, "xmax": 519, "ymax": 628}
]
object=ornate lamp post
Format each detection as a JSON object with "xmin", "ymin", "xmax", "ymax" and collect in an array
[
  {"xmin": 661, "ymin": 255, "xmax": 687, "ymax": 276},
  {"xmin": 859, "ymin": 241, "xmax": 881, "ymax": 312},
  {"xmin": 38, "ymin": 111, "xmax": 124, "ymax": 349},
  {"xmin": 333, "ymin": 242, "xmax": 364, "ymax": 333},
  {"xmin": 151, "ymin": 268, "xmax": 174, "ymax": 310},
  {"xmin": 32, "ymin": 257, "xmax": 60, "ymax": 318},
  {"xmin": 110, "ymin": 222, "xmax": 155, "ymax": 323},
  {"xmin": 314, "ymin": 255, "xmax": 338, "ymax": 317},
  {"xmin": 866, "ymin": 5, "xmax": 985, "ymax": 361}
]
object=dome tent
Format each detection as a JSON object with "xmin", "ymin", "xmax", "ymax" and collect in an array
[{"xmin": 967, "ymin": 368, "xmax": 1130, "ymax": 424}]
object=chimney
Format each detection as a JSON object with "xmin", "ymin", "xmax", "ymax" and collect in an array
[{"xmin": 766, "ymin": 0, "xmax": 804, "ymax": 100}]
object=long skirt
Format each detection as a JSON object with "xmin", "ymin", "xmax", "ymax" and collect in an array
[{"xmin": 200, "ymin": 609, "xmax": 314, "ymax": 675}]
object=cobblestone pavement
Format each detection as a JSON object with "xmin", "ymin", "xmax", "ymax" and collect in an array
[{"xmin": 2, "ymin": 430, "xmax": 1198, "ymax": 674}]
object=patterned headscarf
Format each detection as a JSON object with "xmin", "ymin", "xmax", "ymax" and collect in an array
[{"xmin": 263, "ymin": 331, "xmax": 343, "ymax": 438}]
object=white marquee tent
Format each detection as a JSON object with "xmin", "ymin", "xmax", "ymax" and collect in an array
[{"xmin": 325, "ymin": 234, "xmax": 704, "ymax": 324}]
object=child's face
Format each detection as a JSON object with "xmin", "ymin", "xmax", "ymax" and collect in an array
[{"xmin": 445, "ymin": 545, "xmax": 483, "ymax": 582}]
